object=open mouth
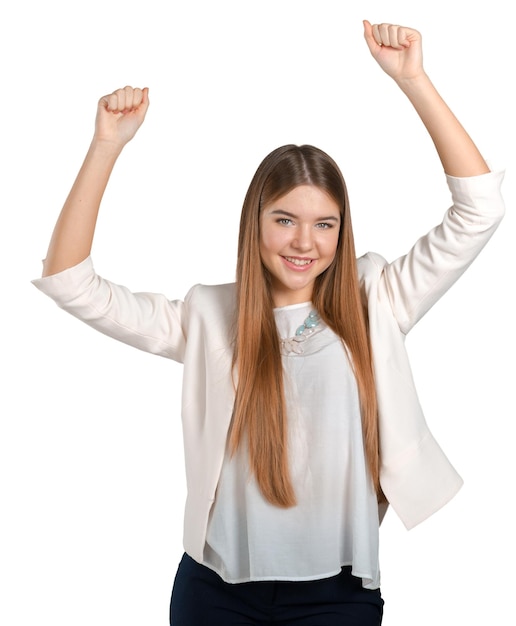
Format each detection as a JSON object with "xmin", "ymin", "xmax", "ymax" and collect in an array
[{"xmin": 283, "ymin": 256, "xmax": 314, "ymax": 267}]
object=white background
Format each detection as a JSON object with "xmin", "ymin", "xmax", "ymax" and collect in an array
[{"xmin": 2, "ymin": 1, "xmax": 514, "ymax": 624}]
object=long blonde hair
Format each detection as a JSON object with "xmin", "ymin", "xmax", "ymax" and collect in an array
[{"xmin": 229, "ymin": 145, "xmax": 378, "ymax": 506}]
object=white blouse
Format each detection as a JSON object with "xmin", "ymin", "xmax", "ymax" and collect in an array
[{"xmin": 203, "ymin": 302, "xmax": 381, "ymax": 589}]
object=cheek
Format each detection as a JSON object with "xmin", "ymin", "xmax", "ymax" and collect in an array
[
  {"xmin": 321, "ymin": 232, "xmax": 340, "ymax": 261},
  {"xmin": 315, "ymin": 236, "xmax": 340, "ymax": 276},
  {"xmin": 260, "ymin": 228, "xmax": 284, "ymax": 256},
  {"xmin": 259, "ymin": 232, "xmax": 273, "ymax": 270}
]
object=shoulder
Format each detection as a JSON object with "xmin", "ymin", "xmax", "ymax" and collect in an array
[
  {"xmin": 186, "ymin": 282, "xmax": 236, "ymax": 300},
  {"xmin": 185, "ymin": 282, "xmax": 237, "ymax": 318},
  {"xmin": 357, "ymin": 252, "xmax": 387, "ymax": 282}
]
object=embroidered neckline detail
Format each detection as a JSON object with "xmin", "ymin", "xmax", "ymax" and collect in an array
[{"xmin": 280, "ymin": 310, "xmax": 324, "ymax": 355}]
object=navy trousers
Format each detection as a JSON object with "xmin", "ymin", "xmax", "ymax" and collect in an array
[{"xmin": 170, "ymin": 553, "xmax": 384, "ymax": 625}]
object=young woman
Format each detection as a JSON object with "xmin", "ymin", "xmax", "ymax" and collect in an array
[{"xmin": 33, "ymin": 20, "xmax": 505, "ymax": 626}]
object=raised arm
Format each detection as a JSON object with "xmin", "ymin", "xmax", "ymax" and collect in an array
[
  {"xmin": 363, "ymin": 20, "xmax": 489, "ymax": 178},
  {"xmin": 42, "ymin": 86, "xmax": 149, "ymax": 277}
]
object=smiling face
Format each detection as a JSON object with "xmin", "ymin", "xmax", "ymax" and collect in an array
[{"xmin": 259, "ymin": 185, "xmax": 341, "ymax": 307}]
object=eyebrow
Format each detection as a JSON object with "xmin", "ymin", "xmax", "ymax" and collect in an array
[{"xmin": 268, "ymin": 209, "xmax": 340, "ymax": 222}]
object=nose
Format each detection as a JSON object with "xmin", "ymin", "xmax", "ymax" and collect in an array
[{"xmin": 292, "ymin": 225, "xmax": 314, "ymax": 252}]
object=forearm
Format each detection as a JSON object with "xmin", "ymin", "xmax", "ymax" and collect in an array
[
  {"xmin": 42, "ymin": 140, "xmax": 122, "ymax": 276},
  {"xmin": 396, "ymin": 73, "xmax": 490, "ymax": 177},
  {"xmin": 41, "ymin": 86, "xmax": 149, "ymax": 277},
  {"xmin": 42, "ymin": 139, "xmax": 123, "ymax": 277},
  {"xmin": 364, "ymin": 22, "xmax": 490, "ymax": 179}
]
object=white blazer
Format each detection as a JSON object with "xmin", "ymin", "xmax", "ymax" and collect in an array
[{"xmin": 33, "ymin": 170, "xmax": 505, "ymax": 563}]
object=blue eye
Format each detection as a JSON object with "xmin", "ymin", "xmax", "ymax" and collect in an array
[
  {"xmin": 277, "ymin": 218, "xmax": 293, "ymax": 226},
  {"xmin": 316, "ymin": 222, "xmax": 332, "ymax": 229}
]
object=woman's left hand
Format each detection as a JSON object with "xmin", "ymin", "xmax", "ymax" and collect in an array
[{"xmin": 363, "ymin": 20, "xmax": 424, "ymax": 82}]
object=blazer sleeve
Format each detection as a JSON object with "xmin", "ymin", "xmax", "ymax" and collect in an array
[
  {"xmin": 378, "ymin": 169, "xmax": 505, "ymax": 334},
  {"xmin": 32, "ymin": 256, "xmax": 188, "ymax": 362}
]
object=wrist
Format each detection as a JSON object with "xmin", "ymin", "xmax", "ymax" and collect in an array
[
  {"xmin": 89, "ymin": 136, "xmax": 125, "ymax": 160},
  {"xmin": 394, "ymin": 71, "xmax": 432, "ymax": 95}
]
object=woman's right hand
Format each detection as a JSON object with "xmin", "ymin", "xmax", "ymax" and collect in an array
[
  {"xmin": 94, "ymin": 86, "xmax": 149, "ymax": 148},
  {"xmin": 41, "ymin": 86, "xmax": 150, "ymax": 277}
]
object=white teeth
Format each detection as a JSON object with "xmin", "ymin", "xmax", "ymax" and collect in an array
[{"xmin": 285, "ymin": 257, "xmax": 312, "ymax": 266}]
